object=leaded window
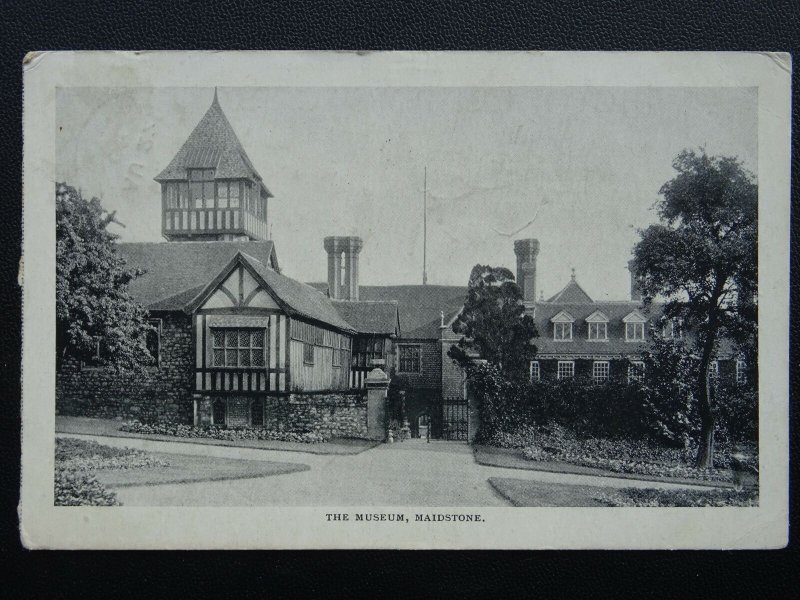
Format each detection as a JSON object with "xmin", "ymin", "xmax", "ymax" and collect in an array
[
  {"xmin": 398, "ymin": 345, "xmax": 421, "ymax": 373},
  {"xmin": 211, "ymin": 328, "xmax": 265, "ymax": 368}
]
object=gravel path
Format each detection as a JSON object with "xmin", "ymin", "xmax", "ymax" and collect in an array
[{"xmin": 57, "ymin": 433, "xmax": 716, "ymax": 507}]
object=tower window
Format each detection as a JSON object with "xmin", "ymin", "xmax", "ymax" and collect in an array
[{"xmin": 189, "ymin": 169, "xmax": 215, "ymax": 209}]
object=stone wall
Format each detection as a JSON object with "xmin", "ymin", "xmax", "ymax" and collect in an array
[
  {"xmin": 56, "ymin": 312, "xmax": 194, "ymax": 423},
  {"xmin": 263, "ymin": 391, "xmax": 368, "ymax": 439}
]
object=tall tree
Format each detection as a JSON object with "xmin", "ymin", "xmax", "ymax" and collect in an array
[
  {"xmin": 448, "ymin": 265, "xmax": 538, "ymax": 380},
  {"xmin": 56, "ymin": 183, "xmax": 154, "ymax": 372},
  {"xmin": 631, "ymin": 150, "xmax": 757, "ymax": 468}
]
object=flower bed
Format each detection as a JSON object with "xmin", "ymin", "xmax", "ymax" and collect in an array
[
  {"xmin": 57, "ymin": 437, "xmax": 169, "ymax": 471},
  {"xmin": 55, "ymin": 438, "xmax": 170, "ymax": 506},
  {"xmin": 595, "ymin": 487, "xmax": 759, "ymax": 507},
  {"xmin": 503, "ymin": 423, "xmax": 757, "ymax": 483},
  {"xmin": 120, "ymin": 421, "xmax": 329, "ymax": 444}
]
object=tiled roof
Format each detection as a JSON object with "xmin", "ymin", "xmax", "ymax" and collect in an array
[
  {"xmin": 238, "ymin": 254, "xmax": 354, "ymax": 332},
  {"xmin": 330, "ymin": 300, "xmax": 400, "ymax": 335},
  {"xmin": 307, "ymin": 283, "xmax": 468, "ymax": 340},
  {"xmin": 154, "ymin": 92, "xmax": 272, "ymax": 196},
  {"xmin": 546, "ymin": 277, "xmax": 594, "ymax": 303},
  {"xmin": 532, "ymin": 301, "xmax": 662, "ymax": 358},
  {"xmin": 118, "ymin": 241, "xmax": 277, "ymax": 309}
]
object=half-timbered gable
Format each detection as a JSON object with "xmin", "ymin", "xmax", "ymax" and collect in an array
[{"xmin": 187, "ymin": 251, "xmax": 355, "ymax": 395}]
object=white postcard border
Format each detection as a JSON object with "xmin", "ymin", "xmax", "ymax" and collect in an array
[{"xmin": 20, "ymin": 51, "xmax": 791, "ymax": 549}]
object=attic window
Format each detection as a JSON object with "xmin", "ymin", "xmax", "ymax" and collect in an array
[
  {"xmin": 625, "ymin": 323, "xmax": 645, "ymax": 342},
  {"xmin": 588, "ymin": 323, "xmax": 607, "ymax": 341},
  {"xmin": 550, "ymin": 311, "xmax": 575, "ymax": 341},
  {"xmin": 553, "ymin": 322, "xmax": 572, "ymax": 341}
]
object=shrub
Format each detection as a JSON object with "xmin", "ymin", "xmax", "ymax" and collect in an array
[
  {"xmin": 595, "ymin": 487, "xmax": 758, "ymax": 507},
  {"xmin": 54, "ymin": 467, "xmax": 120, "ymax": 506}
]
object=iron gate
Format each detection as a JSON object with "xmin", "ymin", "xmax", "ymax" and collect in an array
[{"xmin": 432, "ymin": 396, "xmax": 469, "ymax": 441}]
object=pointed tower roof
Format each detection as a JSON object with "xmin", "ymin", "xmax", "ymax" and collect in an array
[
  {"xmin": 546, "ymin": 269, "xmax": 594, "ymax": 303},
  {"xmin": 155, "ymin": 90, "xmax": 272, "ymax": 196}
]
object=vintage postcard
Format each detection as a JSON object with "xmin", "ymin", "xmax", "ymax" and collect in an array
[{"xmin": 19, "ymin": 51, "xmax": 790, "ymax": 549}]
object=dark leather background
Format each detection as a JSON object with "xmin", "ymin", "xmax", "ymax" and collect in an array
[{"xmin": 2, "ymin": 0, "xmax": 798, "ymax": 596}]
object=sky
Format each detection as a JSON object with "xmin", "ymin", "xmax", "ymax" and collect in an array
[{"xmin": 56, "ymin": 85, "xmax": 757, "ymax": 300}]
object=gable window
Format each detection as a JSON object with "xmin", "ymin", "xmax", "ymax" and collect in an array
[
  {"xmin": 211, "ymin": 328, "xmax": 266, "ymax": 368},
  {"xmin": 557, "ymin": 361, "xmax": 574, "ymax": 380},
  {"xmin": 303, "ymin": 342, "xmax": 315, "ymax": 365},
  {"xmin": 625, "ymin": 322, "xmax": 645, "ymax": 341},
  {"xmin": 146, "ymin": 319, "xmax": 162, "ymax": 367},
  {"xmin": 529, "ymin": 360, "xmax": 540, "ymax": 382},
  {"xmin": 736, "ymin": 359, "xmax": 747, "ymax": 384},
  {"xmin": 554, "ymin": 322, "xmax": 573, "ymax": 341},
  {"xmin": 588, "ymin": 322, "xmax": 608, "ymax": 341},
  {"xmin": 398, "ymin": 345, "xmax": 421, "ymax": 374},
  {"xmin": 628, "ymin": 361, "xmax": 645, "ymax": 382},
  {"xmin": 592, "ymin": 361, "xmax": 610, "ymax": 382}
]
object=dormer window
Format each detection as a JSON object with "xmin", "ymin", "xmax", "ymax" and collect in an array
[
  {"xmin": 586, "ymin": 310, "xmax": 609, "ymax": 341},
  {"xmin": 554, "ymin": 322, "xmax": 572, "ymax": 341},
  {"xmin": 550, "ymin": 310, "xmax": 575, "ymax": 342},
  {"xmin": 626, "ymin": 322, "xmax": 645, "ymax": 341},
  {"xmin": 623, "ymin": 310, "xmax": 647, "ymax": 342}
]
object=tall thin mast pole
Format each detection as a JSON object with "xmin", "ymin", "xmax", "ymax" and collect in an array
[{"xmin": 423, "ymin": 166, "xmax": 428, "ymax": 285}]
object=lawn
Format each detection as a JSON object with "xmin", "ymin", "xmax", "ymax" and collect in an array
[
  {"xmin": 54, "ymin": 437, "xmax": 309, "ymax": 505},
  {"xmin": 489, "ymin": 477, "xmax": 758, "ymax": 507}
]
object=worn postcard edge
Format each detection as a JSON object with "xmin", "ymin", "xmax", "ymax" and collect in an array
[{"xmin": 19, "ymin": 51, "xmax": 791, "ymax": 549}]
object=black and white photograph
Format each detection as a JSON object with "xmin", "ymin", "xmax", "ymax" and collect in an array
[{"xmin": 19, "ymin": 51, "xmax": 790, "ymax": 549}]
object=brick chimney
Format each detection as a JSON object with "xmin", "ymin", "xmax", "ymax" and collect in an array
[
  {"xmin": 628, "ymin": 259, "xmax": 642, "ymax": 302},
  {"xmin": 514, "ymin": 239, "xmax": 540, "ymax": 308},
  {"xmin": 324, "ymin": 236, "xmax": 363, "ymax": 301}
]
